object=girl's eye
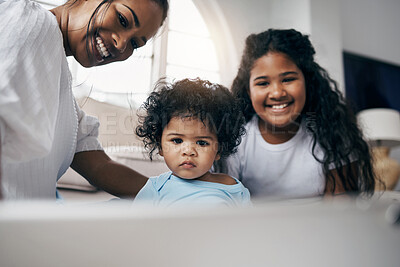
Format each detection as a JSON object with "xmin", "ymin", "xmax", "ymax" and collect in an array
[
  {"xmin": 118, "ymin": 13, "xmax": 128, "ymax": 28},
  {"xmin": 283, "ymin": 77, "xmax": 296, "ymax": 83},
  {"xmin": 131, "ymin": 39, "xmax": 138, "ymax": 50},
  {"xmin": 172, "ymin": 138, "xmax": 183, "ymax": 144},
  {"xmin": 196, "ymin": 140, "xmax": 209, "ymax": 146},
  {"xmin": 256, "ymin": 81, "xmax": 269, "ymax": 86}
]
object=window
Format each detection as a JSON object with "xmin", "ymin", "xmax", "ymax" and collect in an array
[
  {"xmin": 36, "ymin": 0, "xmax": 221, "ymax": 109},
  {"xmin": 165, "ymin": 0, "xmax": 220, "ymax": 83}
]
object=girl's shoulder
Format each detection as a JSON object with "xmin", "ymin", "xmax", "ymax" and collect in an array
[
  {"xmin": 244, "ymin": 114, "xmax": 259, "ymax": 131},
  {"xmin": 207, "ymin": 173, "xmax": 237, "ymax": 185}
]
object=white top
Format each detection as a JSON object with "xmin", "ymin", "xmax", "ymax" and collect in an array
[
  {"xmin": 224, "ymin": 115, "xmax": 327, "ymax": 198},
  {"xmin": 0, "ymin": 0, "xmax": 102, "ymax": 200}
]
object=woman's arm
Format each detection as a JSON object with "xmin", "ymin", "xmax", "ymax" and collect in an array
[{"xmin": 71, "ymin": 150, "xmax": 148, "ymax": 199}]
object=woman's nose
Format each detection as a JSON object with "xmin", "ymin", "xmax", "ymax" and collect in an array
[{"xmin": 113, "ymin": 33, "xmax": 129, "ymax": 54}]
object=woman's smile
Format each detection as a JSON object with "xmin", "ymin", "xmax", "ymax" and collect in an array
[
  {"xmin": 56, "ymin": 0, "xmax": 164, "ymax": 68},
  {"xmin": 94, "ymin": 35, "xmax": 111, "ymax": 62}
]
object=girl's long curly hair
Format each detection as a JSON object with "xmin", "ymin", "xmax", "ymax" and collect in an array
[
  {"xmin": 136, "ymin": 78, "xmax": 246, "ymax": 160},
  {"xmin": 231, "ymin": 29, "xmax": 377, "ymax": 196}
]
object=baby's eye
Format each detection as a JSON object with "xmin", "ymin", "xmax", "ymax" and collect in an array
[
  {"xmin": 118, "ymin": 13, "xmax": 128, "ymax": 28},
  {"xmin": 171, "ymin": 138, "xmax": 183, "ymax": 144},
  {"xmin": 196, "ymin": 140, "xmax": 209, "ymax": 146}
]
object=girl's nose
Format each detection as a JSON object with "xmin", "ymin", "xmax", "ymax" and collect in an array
[{"xmin": 269, "ymin": 82, "xmax": 286, "ymax": 99}]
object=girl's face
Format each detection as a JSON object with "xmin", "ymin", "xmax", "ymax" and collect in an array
[
  {"xmin": 64, "ymin": 0, "xmax": 163, "ymax": 67},
  {"xmin": 159, "ymin": 117, "xmax": 220, "ymax": 180},
  {"xmin": 249, "ymin": 52, "xmax": 306, "ymax": 132}
]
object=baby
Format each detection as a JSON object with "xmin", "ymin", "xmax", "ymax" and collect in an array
[{"xmin": 133, "ymin": 78, "xmax": 250, "ymax": 207}]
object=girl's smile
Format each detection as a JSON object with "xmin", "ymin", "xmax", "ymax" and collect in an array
[{"xmin": 249, "ymin": 52, "xmax": 306, "ymax": 143}]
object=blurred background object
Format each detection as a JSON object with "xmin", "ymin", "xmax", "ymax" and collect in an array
[{"xmin": 357, "ymin": 108, "xmax": 400, "ymax": 190}]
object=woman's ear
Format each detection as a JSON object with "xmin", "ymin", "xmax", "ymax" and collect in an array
[
  {"xmin": 158, "ymin": 148, "xmax": 163, "ymax": 157},
  {"xmin": 215, "ymin": 153, "xmax": 221, "ymax": 161}
]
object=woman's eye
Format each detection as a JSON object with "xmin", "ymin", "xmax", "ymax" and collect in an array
[
  {"xmin": 118, "ymin": 13, "xmax": 127, "ymax": 28},
  {"xmin": 131, "ymin": 39, "xmax": 138, "ymax": 50},
  {"xmin": 172, "ymin": 138, "xmax": 183, "ymax": 144},
  {"xmin": 196, "ymin": 140, "xmax": 209, "ymax": 146}
]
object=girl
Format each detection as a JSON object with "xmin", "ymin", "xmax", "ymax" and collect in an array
[
  {"xmin": 217, "ymin": 29, "xmax": 376, "ymax": 198},
  {"xmin": 0, "ymin": 0, "xmax": 168, "ymax": 199},
  {"xmin": 134, "ymin": 78, "xmax": 250, "ymax": 207}
]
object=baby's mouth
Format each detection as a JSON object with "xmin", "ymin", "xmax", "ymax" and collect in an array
[{"xmin": 180, "ymin": 161, "xmax": 196, "ymax": 168}]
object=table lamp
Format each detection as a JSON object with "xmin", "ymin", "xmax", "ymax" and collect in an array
[{"xmin": 357, "ymin": 108, "xmax": 400, "ymax": 190}]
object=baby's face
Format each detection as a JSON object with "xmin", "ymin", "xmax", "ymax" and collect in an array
[{"xmin": 159, "ymin": 117, "xmax": 220, "ymax": 180}]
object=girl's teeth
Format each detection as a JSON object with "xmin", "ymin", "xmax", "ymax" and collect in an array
[{"xmin": 272, "ymin": 104, "xmax": 288, "ymax": 109}]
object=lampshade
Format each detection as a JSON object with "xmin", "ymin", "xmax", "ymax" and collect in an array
[{"xmin": 357, "ymin": 108, "xmax": 400, "ymax": 148}]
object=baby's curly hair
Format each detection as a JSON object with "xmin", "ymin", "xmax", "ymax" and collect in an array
[{"xmin": 136, "ymin": 78, "xmax": 246, "ymax": 160}]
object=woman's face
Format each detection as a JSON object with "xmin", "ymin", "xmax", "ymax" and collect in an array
[
  {"xmin": 65, "ymin": 0, "xmax": 163, "ymax": 67},
  {"xmin": 249, "ymin": 52, "xmax": 306, "ymax": 132}
]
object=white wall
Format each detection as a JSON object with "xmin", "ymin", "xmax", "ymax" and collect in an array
[
  {"xmin": 205, "ymin": 0, "xmax": 400, "ymax": 90},
  {"xmin": 309, "ymin": 0, "xmax": 343, "ymax": 89},
  {"xmin": 204, "ymin": 0, "xmax": 313, "ymax": 87},
  {"xmin": 207, "ymin": 0, "xmax": 344, "ymax": 90},
  {"xmin": 340, "ymin": 0, "xmax": 400, "ymax": 66}
]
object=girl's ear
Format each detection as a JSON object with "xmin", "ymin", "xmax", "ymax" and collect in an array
[
  {"xmin": 215, "ymin": 153, "xmax": 221, "ymax": 161},
  {"xmin": 158, "ymin": 148, "xmax": 163, "ymax": 157}
]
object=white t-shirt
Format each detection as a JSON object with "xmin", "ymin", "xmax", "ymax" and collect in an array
[
  {"xmin": 224, "ymin": 115, "xmax": 327, "ymax": 198},
  {"xmin": 0, "ymin": 0, "xmax": 102, "ymax": 199}
]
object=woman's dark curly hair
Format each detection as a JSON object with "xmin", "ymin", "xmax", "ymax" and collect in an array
[
  {"xmin": 231, "ymin": 28, "xmax": 377, "ymax": 196},
  {"xmin": 136, "ymin": 78, "xmax": 246, "ymax": 160}
]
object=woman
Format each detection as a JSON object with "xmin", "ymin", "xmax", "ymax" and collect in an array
[{"xmin": 0, "ymin": 0, "xmax": 169, "ymax": 200}]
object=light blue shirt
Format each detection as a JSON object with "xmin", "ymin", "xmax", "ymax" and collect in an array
[{"xmin": 133, "ymin": 171, "xmax": 251, "ymax": 208}]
